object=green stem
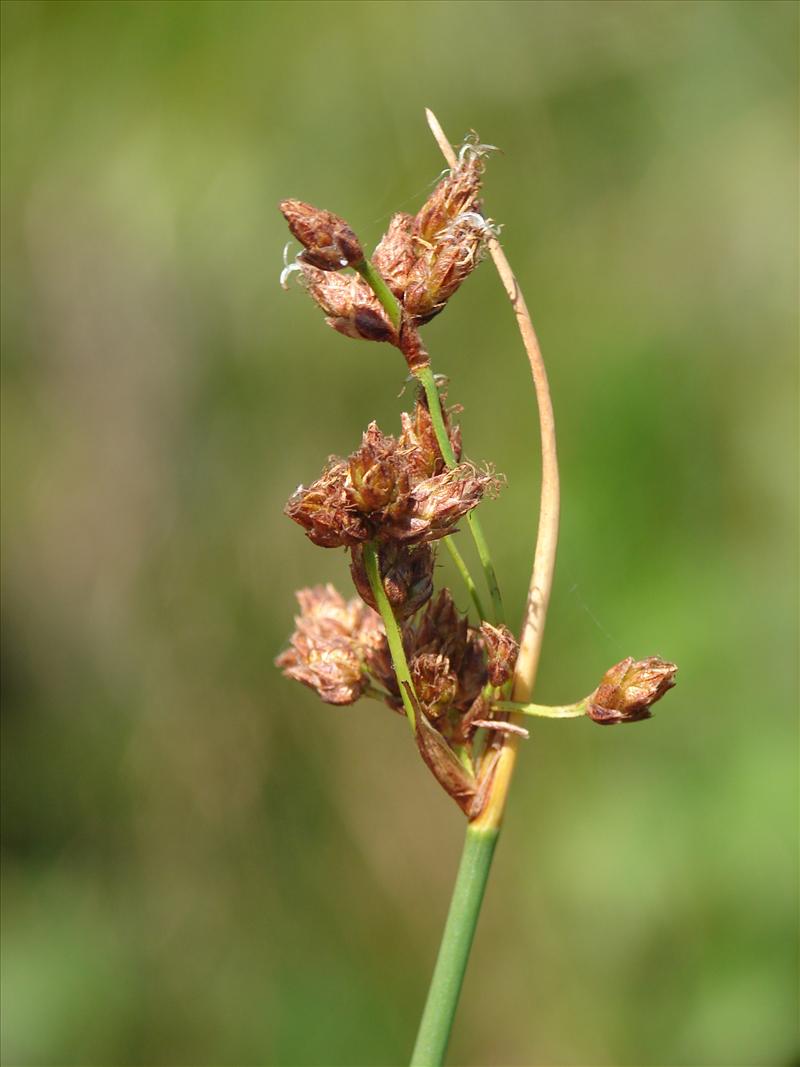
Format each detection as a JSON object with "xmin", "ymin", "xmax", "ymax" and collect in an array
[
  {"xmin": 443, "ymin": 536, "xmax": 486, "ymax": 621},
  {"xmin": 362, "ymin": 542, "xmax": 417, "ymax": 732},
  {"xmin": 414, "ymin": 364, "xmax": 505, "ymax": 625},
  {"xmin": 364, "ymin": 684, "xmax": 394, "ymax": 704},
  {"xmin": 491, "ymin": 699, "xmax": 586, "ymax": 719},
  {"xmin": 414, "ymin": 364, "xmax": 459, "ymax": 467},
  {"xmin": 354, "ymin": 258, "xmax": 401, "ymax": 331},
  {"xmin": 465, "ymin": 513, "xmax": 503, "ymax": 624},
  {"xmin": 354, "ymin": 260, "xmax": 494, "ymax": 623},
  {"xmin": 410, "ymin": 825, "xmax": 498, "ymax": 1065}
]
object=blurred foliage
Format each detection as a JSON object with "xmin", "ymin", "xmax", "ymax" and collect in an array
[{"xmin": 1, "ymin": 1, "xmax": 797, "ymax": 1064}]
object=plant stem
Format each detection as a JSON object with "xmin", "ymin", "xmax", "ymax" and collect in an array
[
  {"xmin": 492, "ymin": 700, "xmax": 586, "ymax": 719},
  {"xmin": 362, "ymin": 541, "xmax": 418, "ymax": 732},
  {"xmin": 414, "ymin": 363, "xmax": 505, "ymax": 625},
  {"xmin": 409, "ymin": 825, "xmax": 498, "ymax": 1066},
  {"xmin": 355, "ymin": 258, "xmax": 401, "ymax": 331},
  {"xmin": 408, "ymin": 110, "xmax": 562, "ymax": 1066},
  {"xmin": 354, "ymin": 258, "xmax": 498, "ymax": 624},
  {"xmin": 443, "ymin": 536, "xmax": 486, "ymax": 621}
]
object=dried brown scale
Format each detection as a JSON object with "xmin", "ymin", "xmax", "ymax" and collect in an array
[
  {"xmin": 587, "ymin": 656, "xmax": 678, "ymax": 725},
  {"xmin": 411, "ymin": 694, "xmax": 479, "ymax": 816},
  {"xmin": 280, "ymin": 199, "xmax": 363, "ymax": 271}
]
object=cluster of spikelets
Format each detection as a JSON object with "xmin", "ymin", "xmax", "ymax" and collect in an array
[
  {"xmin": 286, "ymin": 400, "xmax": 495, "ymax": 553},
  {"xmin": 276, "ymin": 142, "xmax": 677, "ymax": 815},
  {"xmin": 276, "ymin": 386, "xmax": 522, "ymax": 817},
  {"xmin": 280, "ymin": 139, "xmax": 498, "ymax": 370}
]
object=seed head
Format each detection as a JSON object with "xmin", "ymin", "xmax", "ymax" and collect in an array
[
  {"xmin": 587, "ymin": 656, "xmax": 678, "ymax": 725},
  {"xmin": 275, "ymin": 585, "xmax": 384, "ymax": 705},
  {"xmin": 280, "ymin": 199, "xmax": 363, "ymax": 271}
]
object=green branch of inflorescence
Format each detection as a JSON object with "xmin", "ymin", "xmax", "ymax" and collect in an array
[{"xmin": 356, "ymin": 256, "xmax": 505, "ymax": 626}]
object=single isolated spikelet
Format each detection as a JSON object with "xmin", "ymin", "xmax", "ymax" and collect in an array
[{"xmin": 587, "ymin": 656, "xmax": 678, "ymax": 725}]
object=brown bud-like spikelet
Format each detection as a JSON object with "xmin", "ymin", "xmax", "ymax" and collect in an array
[
  {"xmin": 347, "ymin": 422, "xmax": 410, "ymax": 513},
  {"xmin": 285, "ymin": 461, "xmax": 371, "ymax": 548},
  {"xmin": 383, "ymin": 465, "xmax": 495, "ymax": 543},
  {"xmin": 587, "ymin": 656, "xmax": 678, "ymax": 725},
  {"xmin": 399, "ymin": 390, "xmax": 462, "ymax": 478},
  {"xmin": 349, "ymin": 542, "xmax": 434, "ymax": 620},
  {"xmin": 404, "ymin": 590, "xmax": 487, "ymax": 715},
  {"xmin": 298, "ymin": 264, "xmax": 396, "ymax": 343},
  {"xmin": 405, "ymin": 213, "xmax": 491, "ymax": 324},
  {"xmin": 411, "ymin": 653, "xmax": 458, "ymax": 720},
  {"xmin": 275, "ymin": 585, "xmax": 384, "ymax": 705},
  {"xmin": 285, "ymin": 417, "xmax": 499, "ymax": 548},
  {"xmin": 371, "ymin": 212, "xmax": 416, "ymax": 300},
  {"xmin": 480, "ymin": 622, "xmax": 519, "ymax": 687},
  {"xmin": 414, "ymin": 154, "xmax": 483, "ymax": 244},
  {"xmin": 398, "ymin": 143, "xmax": 498, "ymax": 325},
  {"xmin": 280, "ymin": 199, "xmax": 363, "ymax": 271}
]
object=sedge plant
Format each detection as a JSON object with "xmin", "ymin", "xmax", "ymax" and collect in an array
[{"xmin": 276, "ymin": 110, "xmax": 678, "ymax": 1066}]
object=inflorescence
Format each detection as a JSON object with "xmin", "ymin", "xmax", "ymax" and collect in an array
[{"xmin": 276, "ymin": 138, "xmax": 677, "ymax": 817}]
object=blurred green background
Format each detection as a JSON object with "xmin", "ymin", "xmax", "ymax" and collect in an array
[{"xmin": 2, "ymin": 1, "xmax": 797, "ymax": 1064}]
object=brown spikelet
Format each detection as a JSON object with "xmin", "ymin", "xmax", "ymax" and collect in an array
[
  {"xmin": 275, "ymin": 585, "xmax": 384, "ymax": 705},
  {"xmin": 587, "ymin": 657, "xmax": 678, "ymax": 725},
  {"xmin": 280, "ymin": 199, "xmax": 363, "ymax": 271}
]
